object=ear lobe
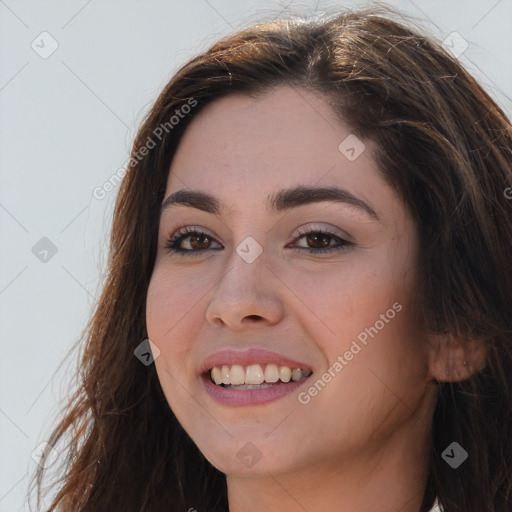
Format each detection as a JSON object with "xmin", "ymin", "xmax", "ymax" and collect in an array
[{"xmin": 427, "ymin": 333, "xmax": 487, "ymax": 382}]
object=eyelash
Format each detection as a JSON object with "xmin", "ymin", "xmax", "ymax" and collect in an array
[{"xmin": 164, "ymin": 225, "xmax": 352, "ymax": 256}]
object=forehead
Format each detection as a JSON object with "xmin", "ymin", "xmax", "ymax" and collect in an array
[{"xmin": 165, "ymin": 86, "xmax": 387, "ymax": 217}]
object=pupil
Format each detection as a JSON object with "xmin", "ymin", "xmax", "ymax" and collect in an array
[
  {"xmin": 191, "ymin": 234, "xmax": 209, "ymax": 249},
  {"xmin": 307, "ymin": 233, "xmax": 330, "ymax": 248}
]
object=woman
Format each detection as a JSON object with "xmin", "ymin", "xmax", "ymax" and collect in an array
[{"xmin": 32, "ymin": 6, "xmax": 512, "ymax": 512}]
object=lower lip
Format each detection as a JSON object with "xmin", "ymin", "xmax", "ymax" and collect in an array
[{"xmin": 202, "ymin": 373, "xmax": 312, "ymax": 406}]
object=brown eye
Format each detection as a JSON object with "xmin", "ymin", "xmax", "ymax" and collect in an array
[
  {"xmin": 187, "ymin": 233, "xmax": 211, "ymax": 250},
  {"xmin": 292, "ymin": 228, "xmax": 352, "ymax": 254},
  {"xmin": 305, "ymin": 232, "xmax": 332, "ymax": 249},
  {"xmin": 165, "ymin": 227, "xmax": 221, "ymax": 256}
]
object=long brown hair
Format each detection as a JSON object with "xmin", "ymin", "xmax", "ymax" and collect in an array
[{"xmin": 31, "ymin": 7, "xmax": 512, "ymax": 512}]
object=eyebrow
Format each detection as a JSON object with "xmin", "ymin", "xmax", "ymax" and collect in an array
[{"xmin": 160, "ymin": 185, "xmax": 378, "ymax": 220}]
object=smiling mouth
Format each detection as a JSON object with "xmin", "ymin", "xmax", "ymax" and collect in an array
[{"xmin": 208, "ymin": 363, "xmax": 313, "ymax": 389}]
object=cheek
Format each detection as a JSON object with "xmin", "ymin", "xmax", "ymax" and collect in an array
[
  {"xmin": 145, "ymin": 265, "xmax": 210, "ymax": 378},
  {"xmin": 147, "ymin": 265, "xmax": 208, "ymax": 339},
  {"xmin": 145, "ymin": 267, "xmax": 207, "ymax": 423},
  {"xmin": 274, "ymin": 251, "xmax": 408, "ymax": 346},
  {"xmin": 281, "ymin": 251, "xmax": 426, "ymax": 397}
]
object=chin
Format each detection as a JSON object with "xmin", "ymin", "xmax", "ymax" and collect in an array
[
  {"xmin": 193, "ymin": 431, "xmax": 306, "ymax": 476},
  {"xmin": 209, "ymin": 450, "xmax": 292, "ymax": 476}
]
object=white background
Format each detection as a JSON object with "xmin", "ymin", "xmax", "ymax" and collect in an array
[{"xmin": 1, "ymin": 0, "xmax": 511, "ymax": 510}]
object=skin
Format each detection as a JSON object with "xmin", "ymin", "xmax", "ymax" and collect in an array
[{"xmin": 146, "ymin": 86, "xmax": 485, "ymax": 512}]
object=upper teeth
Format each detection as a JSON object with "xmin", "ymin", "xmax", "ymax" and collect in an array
[{"xmin": 209, "ymin": 364, "xmax": 312, "ymax": 386}]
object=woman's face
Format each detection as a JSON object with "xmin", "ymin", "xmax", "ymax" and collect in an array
[{"xmin": 146, "ymin": 86, "xmax": 435, "ymax": 477}]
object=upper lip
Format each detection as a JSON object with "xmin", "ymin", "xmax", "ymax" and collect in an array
[{"xmin": 199, "ymin": 348, "xmax": 313, "ymax": 375}]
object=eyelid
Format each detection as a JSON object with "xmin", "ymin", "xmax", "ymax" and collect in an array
[
  {"xmin": 166, "ymin": 224, "xmax": 216, "ymax": 239},
  {"xmin": 294, "ymin": 223, "xmax": 353, "ymax": 242},
  {"xmin": 165, "ymin": 222, "xmax": 351, "ymax": 244}
]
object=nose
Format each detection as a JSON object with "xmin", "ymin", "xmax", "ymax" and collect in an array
[{"xmin": 205, "ymin": 251, "xmax": 285, "ymax": 330}]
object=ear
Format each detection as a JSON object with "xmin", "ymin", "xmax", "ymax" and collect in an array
[{"xmin": 427, "ymin": 333, "xmax": 487, "ymax": 382}]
